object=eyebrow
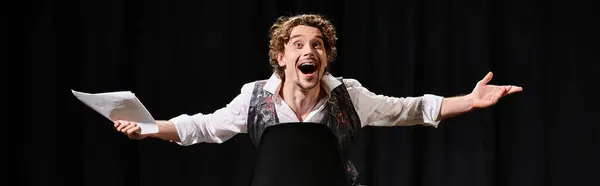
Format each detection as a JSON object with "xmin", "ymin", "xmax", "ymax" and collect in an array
[{"xmin": 290, "ymin": 34, "xmax": 324, "ymax": 41}]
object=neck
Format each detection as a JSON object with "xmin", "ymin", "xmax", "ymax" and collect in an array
[{"xmin": 280, "ymin": 80, "xmax": 323, "ymax": 121}]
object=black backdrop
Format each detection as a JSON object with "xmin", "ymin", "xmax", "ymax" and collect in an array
[{"xmin": 20, "ymin": 0, "xmax": 599, "ymax": 186}]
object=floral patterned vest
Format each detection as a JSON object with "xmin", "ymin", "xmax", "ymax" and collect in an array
[{"xmin": 247, "ymin": 78, "xmax": 362, "ymax": 185}]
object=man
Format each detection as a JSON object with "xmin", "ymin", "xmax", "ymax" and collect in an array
[{"xmin": 114, "ymin": 14, "xmax": 522, "ymax": 185}]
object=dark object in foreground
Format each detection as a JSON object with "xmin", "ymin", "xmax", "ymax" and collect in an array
[{"xmin": 249, "ymin": 122, "xmax": 351, "ymax": 186}]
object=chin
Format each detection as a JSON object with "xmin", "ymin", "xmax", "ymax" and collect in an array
[
  {"xmin": 299, "ymin": 81, "xmax": 318, "ymax": 90},
  {"xmin": 298, "ymin": 75, "xmax": 321, "ymax": 90}
]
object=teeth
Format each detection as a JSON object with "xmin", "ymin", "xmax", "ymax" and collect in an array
[{"xmin": 300, "ymin": 63, "xmax": 316, "ymax": 66}]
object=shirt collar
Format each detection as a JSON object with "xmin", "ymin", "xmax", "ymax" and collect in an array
[{"xmin": 263, "ymin": 72, "xmax": 342, "ymax": 96}]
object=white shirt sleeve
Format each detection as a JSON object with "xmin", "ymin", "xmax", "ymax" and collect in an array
[
  {"xmin": 168, "ymin": 82, "xmax": 255, "ymax": 146},
  {"xmin": 343, "ymin": 79, "xmax": 444, "ymax": 128}
]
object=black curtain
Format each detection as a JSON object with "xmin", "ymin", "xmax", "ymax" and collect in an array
[{"xmin": 20, "ymin": 0, "xmax": 599, "ymax": 185}]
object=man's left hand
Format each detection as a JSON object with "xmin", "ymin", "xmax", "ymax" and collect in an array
[{"xmin": 469, "ymin": 71, "xmax": 523, "ymax": 108}]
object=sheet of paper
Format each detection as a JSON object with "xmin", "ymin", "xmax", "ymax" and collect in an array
[{"xmin": 71, "ymin": 89, "xmax": 159, "ymax": 134}]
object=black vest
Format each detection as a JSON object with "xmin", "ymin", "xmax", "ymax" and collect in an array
[{"xmin": 247, "ymin": 78, "xmax": 362, "ymax": 185}]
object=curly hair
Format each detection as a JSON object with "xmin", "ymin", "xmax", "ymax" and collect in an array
[{"xmin": 268, "ymin": 14, "xmax": 338, "ymax": 78}]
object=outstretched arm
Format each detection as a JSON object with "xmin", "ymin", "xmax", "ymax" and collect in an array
[
  {"xmin": 438, "ymin": 72, "xmax": 522, "ymax": 120},
  {"xmin": 113, "ymin": 82, "xmax": 255, "ymax": 145},
  {"xmin": 114, "ymin": 120, "xmax": 181, "ymax": 142},
  {"xmin": 345, "ymin": 79, "xmax": 444, "ymax": 127}
]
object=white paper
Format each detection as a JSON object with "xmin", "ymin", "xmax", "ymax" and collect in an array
[{"xmin": 71, "ymin": 89, "xmax": 159, "ymax": 134}]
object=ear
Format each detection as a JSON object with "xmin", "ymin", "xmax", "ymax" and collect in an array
[{"xmin": 276, "ymin": 52, "xmax": 285, "ymax": 67}]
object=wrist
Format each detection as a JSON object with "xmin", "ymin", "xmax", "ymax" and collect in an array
[
  {"xmin": 464, "ymin": 94, "xmax": 475, "ymax": 112},
  {"xmin": 151, "ymin": 120, "xmax": 178, "ymax": 141},
  {"xmin": 152, "ymin": 121, "xmax": 168, "ymax": 137}
]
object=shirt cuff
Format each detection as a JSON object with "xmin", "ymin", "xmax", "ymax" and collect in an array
[
  {"xmin": 421, "ymin": 94, "xmax": 444, "ymax": 128},
  {"xmin": 168, "ymin": 114, "xmax": 199, "ymax": 146}
]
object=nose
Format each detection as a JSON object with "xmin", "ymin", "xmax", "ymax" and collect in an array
[{"xmin": 301, "ymin": 45, "xmax": 316, "ymax": 57}]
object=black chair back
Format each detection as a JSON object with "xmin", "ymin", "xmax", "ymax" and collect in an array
[{"xmin": 249, "ymin": 122, "xmax": 351, "ymax": 186}]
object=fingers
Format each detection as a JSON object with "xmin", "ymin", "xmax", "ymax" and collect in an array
[
  {"xmin": 506, "ymin": 86, "xmax": 523, "ymax": 94},
  {"xmin": 122, "ymin": 122, "xmax": 137, "ymax": 133},
  {"xmin": 115, "ymin": 120, "xmax": 129, "ymax": 131},
  {"xmin": 113, "ymin": 120, "xmax": 146, "ymax": 139},
  {"xmin": 493, "ymin": 85, "xmax": 522, "ymax": 101},
  {"xmin": 114, "ymin": 120, "xmax": 138, "ymax": 133},
  {"xmin": 495, "ymin": 85, "xmax": 523, "ymax": 96},
  {"xmin": 126, "ymin": 125, "xmax": 141, "ymax": 136},
  {"xmin": 478, "ymin": 71, "xmax": 493, "ymax": 85}
]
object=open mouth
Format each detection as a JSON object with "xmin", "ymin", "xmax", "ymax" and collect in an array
[{"xmin": 298, "ymin": 62, "xmax": 318, "ymax": 75}]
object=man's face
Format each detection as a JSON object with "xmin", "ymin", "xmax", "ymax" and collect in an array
[{"xmin": 277, "ymin": 25, "xmax": 328, "ymax": 90}]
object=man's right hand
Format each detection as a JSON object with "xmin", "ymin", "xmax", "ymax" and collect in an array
[
  {"xmin": 114, "ymin": 120, "xmax": 152, "ymax": 140},
  {"xmin": 113, "ymin": 120, "xmax": 181, "ymax": 142}
]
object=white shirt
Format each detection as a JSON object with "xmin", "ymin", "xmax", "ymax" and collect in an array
[{"xmin": 169, "ymin": 73, "xmax": 444, "ymax": 146}]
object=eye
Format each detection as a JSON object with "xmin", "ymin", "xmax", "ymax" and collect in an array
[
  {"xmin": 293, "ymin": 42, "xmax": 303, "ymax": 48},
  {"xmin": 312, "ymin": 41, "xmax": 322, "ymax": 49}
]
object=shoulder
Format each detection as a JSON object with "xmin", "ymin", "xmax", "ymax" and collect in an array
[
  {"xmin": 240, "ymin": 81, "xmax": 256, "ymax": 93},
  {"xmin": 338, "ymin": 78, "xmax": 377, "ymax": 97},
  {"xmin": 239, "ymin": 79, "xmax": 269, "ymax": 94},
  {"xmin": 340, "ymin": 78, "xmax": 364, "ymax": 89},
  {"xmin": 240, "ymin": 81, "xmax": 258, "ymax": 93},
  {"xmin": 324, "ymin": 73, "xmax": 364, "ymax": 89},
  {"xmin": 324, "ymin": 74, "xmax": 367, "ymax": 93}
]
